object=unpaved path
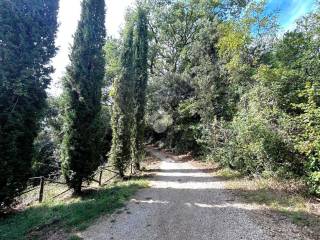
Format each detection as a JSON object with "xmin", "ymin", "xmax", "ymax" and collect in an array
[{"xmin": 79, "ymin": 148, "xmax": 307, "ymax": 240}]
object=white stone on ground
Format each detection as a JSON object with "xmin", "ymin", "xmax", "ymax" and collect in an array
[{"xmin": 79, "ymin": 149, "xmax": 304, "ymax": 240}]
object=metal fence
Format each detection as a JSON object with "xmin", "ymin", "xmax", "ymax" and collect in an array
[{"xmin": 18, "ymin": 164, "xmax": 123, "ymax": 204}]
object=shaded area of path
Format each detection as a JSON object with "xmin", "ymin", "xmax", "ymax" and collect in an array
[{"xmin": 79, "ymin": 148, "xmax": 306, "ymax": 240}]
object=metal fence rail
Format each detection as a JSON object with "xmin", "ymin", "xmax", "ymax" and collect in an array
[{"xmin": 18, "ymin": 164, "xmax": 122, "ymax": 204}]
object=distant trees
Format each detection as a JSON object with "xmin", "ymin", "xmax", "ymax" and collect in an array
[
  {"xmin": 61, "ymin": 0, "xmax": 106, "ymax": 194},
  {"xmin": 2, "ymin": 0, "xmax": 317, "ymax": 211},
  {"xmin": 0, "ymin": 0, "xmax": 59, "ymax": 208},
  {"xmin": 144, "ymin": 0, "xmax": 320, "ymax": 196},
  {"xmin": 145, "ymin": 0, "xmax": 225, "ymax": 153},
  {"xmin": 32, "ymin": 97, "xmax": 63, "ymax": 178}
]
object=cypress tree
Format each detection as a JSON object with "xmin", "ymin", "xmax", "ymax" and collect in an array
[
  {"xmin": 62, "ymin": 0, "xmax": 106, "ymax": 194},
  {"xmin": 131, "ymin": 7, "xmax": 149, "ymax": 170},
  {"xmin": 110, "ymin": 21, "xmax": 135, "ymax": 178},
  {"xmin": 0, "ymin": 0, "xmax": 58, "ymax": 209}
]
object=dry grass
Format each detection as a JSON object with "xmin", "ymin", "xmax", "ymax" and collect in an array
[
  {"xmin": 182, "ymin": 156, "xmax": 320, "ymax": 238},
  {"xmin": 214, "ymin": 168, "xmax": 320, "ymax": 236}
]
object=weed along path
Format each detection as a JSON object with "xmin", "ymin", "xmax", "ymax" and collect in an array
[{"xmin": 79, "ymin": 148, "xmax": 309, "ymax": 240}]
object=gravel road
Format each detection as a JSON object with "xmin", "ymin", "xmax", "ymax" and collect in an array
[{"xmin": 79, "ymin": 148, "xmax": 301, "ymax": 240}]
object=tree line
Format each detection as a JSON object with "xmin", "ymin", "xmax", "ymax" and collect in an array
[
  {"xmin": 1, "ymin": 0, "xmax": 319, "ymax": 213},
  {"xmin": 143, "ymin": 0, "xmax": 319, "ymax": 196},
  {"xmin": 0, "ymin": 0, "xmax": 148, "ymax": 211}
]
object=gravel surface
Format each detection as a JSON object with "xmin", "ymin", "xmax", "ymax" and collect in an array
[{"xmin": 79, "ymin": 148, "xmax": 302, "ymax": 240}]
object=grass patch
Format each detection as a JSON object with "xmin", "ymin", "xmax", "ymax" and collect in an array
[
  {"xmin": 215, "ymin": 168, "xmax": 320, "ymax": 235},
  {"xmin": 215, "ymin": 168, "xmax": 244, "ymax": 180},
  {"xmin": 0, "ymin": 179, "xmax": 148, "ymax": 240},
  {"xmin": 68, "ymin": 235, "xmax": 83, "ymax": 240}
]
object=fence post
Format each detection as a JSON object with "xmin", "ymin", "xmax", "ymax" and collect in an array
[
  {"xmin": 98, "ymin": 169, "xmax": 103, "ymax": 186},
  {"xmin": 39, "ymin": 176, "xmax": 45, "ymax": 203}
]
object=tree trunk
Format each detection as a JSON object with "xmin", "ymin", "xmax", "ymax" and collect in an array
[{"xmin": 135, "ymin": 162, "xmax": 140, "ymax": 171}]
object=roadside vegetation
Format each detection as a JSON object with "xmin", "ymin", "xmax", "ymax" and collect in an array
[
  {"xmin": 144, "ymin": 0, "xmax": 320, "ymax": 198},
  {"xmin": 0, "ymin": 0, "xmax": 320, "ymax": 238},
  {"xmin": 0, "ymin": 179, "xmax": 148, "ymax": 240},
  {"xmin": 215, "ymin": 167, "xmax": 320, "ymax": 236},
  {"xmin": 0, "ymin": 0, "xmax": 149, "ymax": 212}
]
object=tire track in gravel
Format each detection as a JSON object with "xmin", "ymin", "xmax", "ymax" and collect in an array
[{"xmin": 79, "ymin": 148, "xmax": 307, "ymax": 240}]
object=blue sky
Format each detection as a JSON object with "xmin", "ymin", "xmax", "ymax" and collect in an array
[
  {"xmin": 265, "ymin": 0, "xmax": 317, "ymax": 31},
  {"xmin": 48, "ymin": 0, "xmax": 318, "ymax": 96}
]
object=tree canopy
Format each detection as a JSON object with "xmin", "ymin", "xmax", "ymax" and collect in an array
[{"xmin": 1, "ymin": 0, "xmax": 319, "ymax": 212}]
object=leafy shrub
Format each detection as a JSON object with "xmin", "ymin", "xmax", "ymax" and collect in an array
[{"xmin": 308, "ymin": 171, "xmax": 320, "ymax": 196}]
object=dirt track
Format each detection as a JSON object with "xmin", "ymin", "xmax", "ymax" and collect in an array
[{"xmin": 79, "ymin": 148, "xmax": 310, "ymax": 240}]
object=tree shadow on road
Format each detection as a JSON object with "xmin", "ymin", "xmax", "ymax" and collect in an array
[{"xmin": 0, "ymin": 180, "xmax": 147, "ymax": 240}]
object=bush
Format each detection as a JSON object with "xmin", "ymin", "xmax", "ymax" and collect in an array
[
  {"xmin": 206, "ymin": 83, "xmax": 303, "ymax": 177},
  {"xmin": 308, "ymin": 171, "xmax": 320, "ymax": 196}
]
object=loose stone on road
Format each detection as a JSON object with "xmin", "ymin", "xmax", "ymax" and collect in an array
[{"xmin": 79, "ymin": 148, "xmax": 307, "ymax": 240}]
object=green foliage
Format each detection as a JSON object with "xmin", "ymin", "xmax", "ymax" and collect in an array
[
  {"xmin": 144, "ymin": 0, "xmax": 319, "ymax": 195},
  {"xmin": 0, "ymin": 0, "xmax": 58, "ymax": 209},
  {"xmin": 32, "ymin": 131, "xmax": 58, "ymax": 178},
  {"xmin": 104, "ymin": 37, "xmax": 121, "ymax": 90},
  {"xmin": 217, "ymin": 93, "xmax": 298, "ymax": 175},
  {"xmin": 145, "ymin": 0, "xmax": 220, "ymax": 150},
  {"xmin": 212, "ymin": 6, "xmax": 319, "ymax": 194},
  {"xmin": 205, "ymin": 2, "xmax": 305, "ymax": 178},
  {"xmin": 32, "ymin": 97, "xmax": 65, "ymax": 178},
  {"xmin": 61, "ymin": 0, "xmax": 106, "ymax": 194},
  {"xmin": 131, "ymin": 7, "xmax": 149, "ymax": 170},
  {"xmin": 110, "ymin": 20, "xmax": 135, "ymax": 177},
  {"xmin": 100, "ymin": 105, "xmax": 113, "ymax": 162},
  {"xmin": 291, "ymin": 13, "xmax": 320, "ymax": 195}
]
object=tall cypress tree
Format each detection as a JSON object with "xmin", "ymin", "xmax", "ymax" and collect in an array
[
  {"xmin": 62, "ymin": 0, "xmax": 106, "ymax": 194},
  {"xmin": 0, "ymin": 0, "xmax": 58, "ymax": 208},
  {"xmin": 131, "ymin": 7, "xmax": 149, "ymax": 170},
  {"xmin": 110, "ymin": 20, "xmax": 135, "ymax": 178}
]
